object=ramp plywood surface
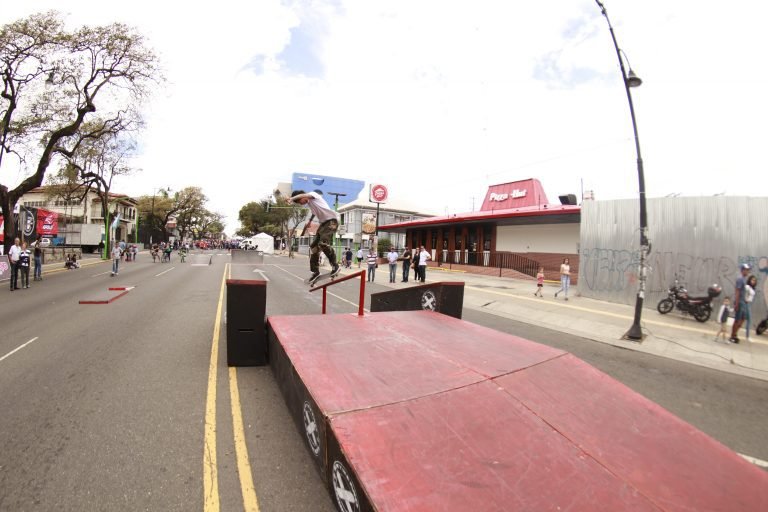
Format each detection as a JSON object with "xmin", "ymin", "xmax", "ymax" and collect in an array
[{"xmin": 268, "ymin": 311, "xmax": 768, "ymax": 511}]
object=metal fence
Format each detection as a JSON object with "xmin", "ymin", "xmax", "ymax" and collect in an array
[
  {"xmin": 579, "ymin": 197, "xmax": 768, "ymax": 320},
  {"xmin": 436, "ymin": 250, "xmax": 539, "ymax": 278}
]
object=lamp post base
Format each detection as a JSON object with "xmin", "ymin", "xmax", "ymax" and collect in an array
[
  {"xmin": 623, "ymin": 296, "xmax": 646, "ymax": 341},
  {"xmin": 623, "ymin": 323, "xmax": 645, "ymax": 341}
]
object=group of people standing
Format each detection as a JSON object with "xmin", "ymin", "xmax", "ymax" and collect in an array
[
  {"xmin": 6, "ymin": 237, "xmax": 44, "ymax": 291},
  {"xmin": 351, "ymin": 245, "xmax": 431, "ymax": 284}
]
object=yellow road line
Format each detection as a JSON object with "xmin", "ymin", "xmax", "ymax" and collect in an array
[
  {"xmin": 229, "ymin": 368, "xmax": 260, "ymax": 511},
  {"xmin": 203, "ymin": 263, "xmax": 228, "ymax": 512}
]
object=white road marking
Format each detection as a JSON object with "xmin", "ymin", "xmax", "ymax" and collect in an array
[
  {"xmin": 271, "ymin": 265, "xmax": 369, "ymax": 313},
  {"xmin": 92, "ymin": 271, "xmax": 112, "ymax": 277},
  {"xmin": 155, "ymin": 267, "xmax": 175, "ymax": 277},
  {"xmin": 0, "ymin": 337, "xmax": 40, "ymax": 363},
  {"xmin": 739, "ymin": 453, "xmax": 768, "ymax": 468},
  {"xmin": 252, "ymin": 269, "xmax": 270, "ymax": 281},
  {"xmin": 191, "ymin": 264, "xmax": 209, "ymax": 267}
]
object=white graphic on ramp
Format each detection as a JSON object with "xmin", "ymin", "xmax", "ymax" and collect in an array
[
  {"xmin": 332, "ymin": 461, "xmax": 360, "ymax": 512},
  {"xmin": 421, "ymin": 290, "xmax": 437, "ymax": 311},
  {"xmin": 303, "ymin": 402, "xmax": 321, "ymax": 456}
]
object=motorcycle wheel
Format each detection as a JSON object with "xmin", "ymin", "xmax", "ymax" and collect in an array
[
  {"xmin": 757, "ymin": 319, "xmax": 768, "ymax": 336},
  {"xmin": 657, "ymin": 298, "xmax": 674, "ymax": 314},
  {"xmin": 693, "ymin": 305, "xmax": 711, "ymax": 323}
]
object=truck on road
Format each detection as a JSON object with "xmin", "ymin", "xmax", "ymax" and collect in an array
[{"xmin": 60, "ymin": 223, "xmax": 104, "ymax": 253}]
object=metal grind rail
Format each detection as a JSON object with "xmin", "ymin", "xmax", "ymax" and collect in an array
[{"xmin": 309, "ymin": 270, "xmax": 366, "ymax": 316}]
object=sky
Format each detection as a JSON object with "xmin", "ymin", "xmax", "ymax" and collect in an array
[{"xmin": 3, "ymin": 1, "xmax": 767, "ymax": 234}]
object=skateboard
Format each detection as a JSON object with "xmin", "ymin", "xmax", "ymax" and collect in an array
[{"xmin": 305, "ymin": 271, "xmax": 338, "ymax": 287}]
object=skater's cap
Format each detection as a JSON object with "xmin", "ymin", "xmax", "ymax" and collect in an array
[{"xmin": 741, "ymin": 263, "xmax": 751, "ymax": 270}]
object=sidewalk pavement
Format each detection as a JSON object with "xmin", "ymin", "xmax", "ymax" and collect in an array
[{"xmin": 345, "ymin": 261, "xmax": 768, "ymax": 383}]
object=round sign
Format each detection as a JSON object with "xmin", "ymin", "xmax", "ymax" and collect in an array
[{"xmin": 370, "ymin": 184, "xmax": 388, "ymax": 203}]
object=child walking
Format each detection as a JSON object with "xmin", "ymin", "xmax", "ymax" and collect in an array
[
  {"xmin": 715, "ymin": 297, "xmax": 731, "ymax": 342},
  {"xmin": 534, "ymin": 266, "xmax": 545, "ymax": 297}
]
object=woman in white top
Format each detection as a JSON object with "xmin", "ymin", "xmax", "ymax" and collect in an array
[
  {"xmin": 554, "ymin": 257, "xmax": 571, "ymax": 301},
  {"xmin": 744, "ymin": 275, "xmax": 757, "ymax": 341}
]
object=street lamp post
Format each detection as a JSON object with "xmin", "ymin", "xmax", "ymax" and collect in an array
[
  {"xmin": 595, "ymin": 0, "xmax": 649, "ymax": 341},
  {"xmin": 149, "ymin": 187, "xmax": 170, "ymax": 245}
]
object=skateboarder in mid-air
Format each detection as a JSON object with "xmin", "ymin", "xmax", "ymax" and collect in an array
[{"xmin": 288, "ymin": 190, "xmax": 341, "ymax": 285}]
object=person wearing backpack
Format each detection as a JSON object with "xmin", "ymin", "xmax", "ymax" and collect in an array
[{"xmin": 715, "ymin": 297, "xmax": 731, "ymax": 342}]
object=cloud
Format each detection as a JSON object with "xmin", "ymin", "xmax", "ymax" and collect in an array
[{"xmin": 277, "ymin": 24, "xmax": 325, "ymax": 78}]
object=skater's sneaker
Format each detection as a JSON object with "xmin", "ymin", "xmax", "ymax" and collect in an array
[
  {"xmin": 308, "ymin": 271, "xmax": 320, "ymax": 285},
  {"xmin": 330, "ymin": 264, "xmax": 341, "ymax": 278}
]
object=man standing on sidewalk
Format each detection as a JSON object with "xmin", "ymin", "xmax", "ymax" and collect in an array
[
  {"xmin": 387, "ymin": 247, "xmax": 399, "ymax": 283},
  {"xmin": 7, "ymin": 237, "xmax": 21, "ymax": 291},
  {"xmin": 33, "ymin": 238, "xmax": 43, "ymax": 281},
  {"xmin": 401, "ymin": 246, "xmax": 412, "ymax": 282},
  {"xmin": 367, "ymin": 248, "xmax": 378, "ymax": 282},
  {"xmin": 730, "ymin": 263, "xmax": 751, "ymax": 343},
  {"xmin": 417, "ymin": 245, "xmax": 431, "ymax": 283}
]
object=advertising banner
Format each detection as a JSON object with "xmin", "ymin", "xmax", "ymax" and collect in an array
[
  {"xmin": 362, "ymin": 212, "xmax": 377, "ymax": 235},
  {"xmin": 36, "ymin": 208, "xmax": 59, "ymax": 237},
  {"xmin": 21, "ymin": 208, "xmax": 37, "ymax": 241}
]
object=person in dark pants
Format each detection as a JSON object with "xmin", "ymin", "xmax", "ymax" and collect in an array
[
  {"xmin": 345, "ymin": 247, "xmax": 353, "ymax": 269},
  {"xmin": 288, "ymin": 190, "xmax": 340, "ymax": 285},
  {"xmin": 7, "ymin": 237, "xmax": 21, "ymax": 291},
  {"xmin": 401, "ymin": 246, "xmax": 412, "ymax": 282},
  {"xmin": 730, "ymin": 263, "xmax": 752, "ymax": 343},
  {"xmin": 417, "ymin": 245, "xmax": 431, "ymax": 283},
  {"xmin": 18, "ymin": 242, "xmax": 31, "ymax": 289},
  {"xmin": 367, "ymin": 248, "xmax": 377, "ymax": 282},
  {"xmin": 33, "ymin": 238, "xmax": 43, "ymax": 280},
  {"xmin": 412, "ymin": 249, "xmax": 419, "ymax": 282}
]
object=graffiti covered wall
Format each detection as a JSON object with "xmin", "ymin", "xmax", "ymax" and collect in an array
[{"xmin": 579, "ymin": 197, "xmax": 768, "ymax": 320}]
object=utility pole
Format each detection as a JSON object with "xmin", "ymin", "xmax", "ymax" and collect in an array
[{"xmin": 327, "ymin": 191, "xmax": 346, "ymax": 254}]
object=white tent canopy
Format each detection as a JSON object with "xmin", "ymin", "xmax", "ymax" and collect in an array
[{"xmin": 250, "ymin": 232, "xmax": 274, "ymax": 254}]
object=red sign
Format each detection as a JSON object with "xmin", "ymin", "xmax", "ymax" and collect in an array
[
  {"xmin": 370, "ymin": 184, "xmax": 388, "ymax": 203},
  {"xmin": 36, "ymin": 208, "xmax": 59, "ymax": 236},
  {"xmin": 480, "ymin": 179, "xmax": 549, "ymax": 211}
]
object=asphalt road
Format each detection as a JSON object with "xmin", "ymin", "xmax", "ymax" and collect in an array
[{"xmin": 1, "ymin": 252, "xmax": 765, "ymax": 511}]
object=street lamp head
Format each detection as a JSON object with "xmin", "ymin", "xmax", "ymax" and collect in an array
[{"xmin": 626, "ymin": 69, "xmax": 642, "ymax": 88}]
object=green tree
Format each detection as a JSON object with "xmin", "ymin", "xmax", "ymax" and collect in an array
[
  {"xmin": 377, "ymin": 237, "xmax": 391, "ymax": 257},
  {"xmin": 59, "ymin": 124, "xmax": 137, "ymax": 254},
  {"xmin": 0, "ymin": 11, "xmax": 161, "ymax": 252},
  {"xmin": 136, "ymin": 187, "xmax": 206, "ymax": 243}
]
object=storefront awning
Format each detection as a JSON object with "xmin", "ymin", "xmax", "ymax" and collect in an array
[{"xmin": 379, "ymin": 204, "xmax": 580, "ymax": 232}]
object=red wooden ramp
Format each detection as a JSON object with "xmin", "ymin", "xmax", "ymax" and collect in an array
[{"xmin": 267, "ymin": 311, "xmax": 768, "ymax": 512}]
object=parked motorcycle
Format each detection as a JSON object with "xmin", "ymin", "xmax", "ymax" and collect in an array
[
  {"xmin": 657, "ymin": 279, "xmax": 721, "ymax": 323},
  {"xmin": 757, "ymin": 316, "xmax": 768, "ymax": 335}
]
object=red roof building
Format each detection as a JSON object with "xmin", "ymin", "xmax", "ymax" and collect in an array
[{"xmin": 379, "ymin": 179, "xmax": 581, "ymax": 281}]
